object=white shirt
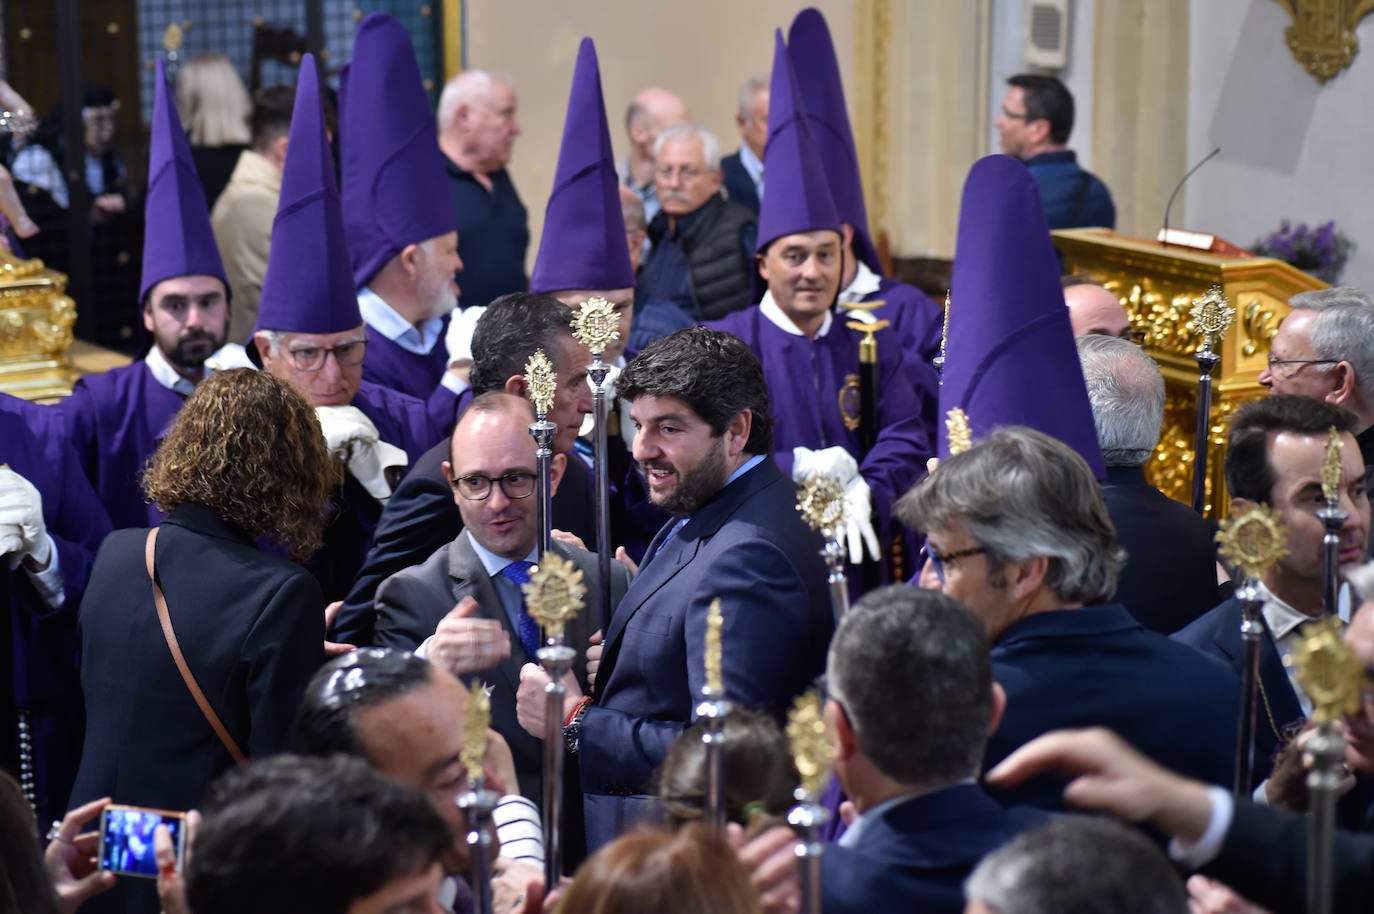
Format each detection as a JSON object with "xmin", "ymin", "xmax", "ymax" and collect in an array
[
  {"xmin": 739, "ymin": 143, "xmax": 765, "ymax": 201},
  {"xmin": 1261, "ymin": 582, "xmax": 1351, "ymax": 719},
  {"xmin": 144, "ymin": 343, "xmax": 253, "ymax": 397},
  {"xmin": 838, "ymin": 259, "xmax": 883, "ymax": 304},
  {"xmin": 357, "ymin": 286, "xmax": 444, "ymax": 356},
  {"xmin": 759, "ymin": 289, "xmax": 833, "ymax": 339}
]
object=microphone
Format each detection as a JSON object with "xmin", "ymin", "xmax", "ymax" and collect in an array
[{"xmin": 1161, "ymin": 146, "xmax": 1221, "ymax": 248}]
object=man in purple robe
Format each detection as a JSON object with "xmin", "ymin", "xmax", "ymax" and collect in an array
[
  {"xmin": 1, "ymin": 395, "xmax": 111, "ymax": 827},
  {"xmin": 709, "ymin": 31, "xmax": 931, "ymax": 573},
  {"xmin": 342, "ymin": 14, "xmax": 468, "ymax": 434},
  {"xmin": 252, "ymin": 55, "xmax": 439, "ymax": 599},
  {"xmin": 53, "ymin": 61, "xmax": 252, "ymax": 530},
  {"xmin": 788, "ymin": 9, "xmax": 943, "ymax": 407}
]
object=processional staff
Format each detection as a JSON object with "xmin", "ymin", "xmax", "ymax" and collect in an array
[
  {"xmin": 1317, "ymin": 428, "xmax": 1348, "ymax": 620},
  {"xmin": 1189, "ymin": 286, "xmax": 1236, "ymax": 514},
  {"xmin": 456, "ymin": 682, "xmax": 499, "ymax": 914},
  {"xmin": 572, "ymin": 297, "xmax": 620, "ymax": 626},
  {"xmin": 786, "ymin": 689, "xmax": 833, "ymax": 914},
  {"xmin": 523, "ymin": 350, "xmax": 558, "ymax": 558},
  {"xmin": 797, "ymin": 473, "xmax": 850, "ymax": 621},
  {"xmin": 696, "ymin": 598, "xmax": 731, "ymax": 834}
]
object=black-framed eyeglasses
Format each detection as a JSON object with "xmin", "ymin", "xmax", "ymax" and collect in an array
[
  {"xmin": 1265, "ymin": 355, "xmax": 1338, "ymax": 372},
  {"xmin": 286, "ymin": 339, "xmax": 368, "ymax": 371},
  {"xmin": 919, "ymin": 544, "xmax": 989, "ymax": 583},
  {"xmin": 449, "ymin": 472, "xmax": 536, "ymax": 501},
  {"xmin": 1000, "ymin": 106, "xmax": 1035, "ymax": 121}
]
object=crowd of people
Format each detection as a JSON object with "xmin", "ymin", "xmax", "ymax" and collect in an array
[{"xmin": 4, "ymin": 7, "xmax": 1374, "ymax": 914}]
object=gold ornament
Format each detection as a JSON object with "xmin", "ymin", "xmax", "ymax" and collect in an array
[
  {"xmin": 1286, "ymin": 616, "xmax": 1364, "ymax": 724},
  {"xmin": 704, "ymin": 598, "xmax": 724, "ymax": 696},
  {"xmin": 521, "ymin": 552, "xmax": 585, "ymax": 640},
  {"xmin": 1322, "ymin": 426, "xmax": 1343, "ymax": 503},
  {"xmin": 572, "ymin": 296, "xmax": 620, "ymax": 356},
  {"xmin": 786, "ymin": 689, "xmax": 832, "ymax": 798},
  {"xmin": 797, "ymin": 473, "xmax": 846, "ymax": 537},
  {"xmin": 523, "ymin": 349, "xmax": 557, "ymax": 416},
  {"xmin": 1215, "ymin": 504, "xmax": 1288, "ymax": 581},
  {"xmin": 163, "ymin": 22, "xmax": 184, "ymax": 53},
  {"xmin": 946, "ymin": 408, "xmax": 972, "ymax": 456},
  {"xmin": 1188, "ymin": 285, "xmax": 1235, "ymax": 352},
  {"xmin": 460, "ymin": 680, "xmax": 491, "ymax": 784}
]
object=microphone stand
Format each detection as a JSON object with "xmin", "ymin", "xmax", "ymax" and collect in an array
[{"xmin": 1160, "ymin": 146, "xmax": 1221, "ymax": 249}]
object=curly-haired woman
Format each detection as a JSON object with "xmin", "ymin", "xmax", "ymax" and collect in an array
[{"xmin": 70, "ymin": 369, "xmax": 334, "ymax": 837}]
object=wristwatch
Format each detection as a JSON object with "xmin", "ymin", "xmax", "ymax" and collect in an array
[{"xmin": 563, "ymin": 700, "xmax": 591, "ymax": 755}]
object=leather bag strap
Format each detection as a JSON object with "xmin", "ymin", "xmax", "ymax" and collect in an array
[{"xmin": 144, "ymin": 528, "xmax": 247, "ymax": 764}]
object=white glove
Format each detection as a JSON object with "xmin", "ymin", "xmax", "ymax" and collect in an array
[
  {"xmin": 445, "ymin": 305, "xmax": 486, "ymax": 370},
  {"xmin": 579, "ymin": 363, "xmax": 620, "ymax": 438},
  {"xmin": 0, "ymin": 465, "xmax": 52, "ymax": 568},
  {"xmin": 791, "ymin": 446, "xmax": 859, "ymax": 486},
  {"xmin": 315, "ymin": 406, "xmax": 410, "ymax": 502},
  {"xmin": 0, "ymin": 523, "xmax": 23, "ymax": 559},
  {"xmin": 841, "ymin": 475, "xmax": 882, "ymax": 564}
]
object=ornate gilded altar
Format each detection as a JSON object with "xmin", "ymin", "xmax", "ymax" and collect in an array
[
  {"xmin": 0, "ymin": 248, "xmax": 79, "ymax": 401},
  {"xmin": 1054, "ymin": 228, "xmax": 1326, "ymax": 518}
]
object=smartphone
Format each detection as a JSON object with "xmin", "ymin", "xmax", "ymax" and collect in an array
[{"xmin": 98, "ymin": 804, "xmax": 186, "ymax": 879}]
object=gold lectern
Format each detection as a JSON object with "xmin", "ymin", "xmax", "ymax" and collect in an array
[
  {"xmin": 0, "ymin": 248, "xmax": 78, "ymax": 401},
  {"xmin": 1054, "ymin": 229, "xmax": 1326, "ymax": 518}
]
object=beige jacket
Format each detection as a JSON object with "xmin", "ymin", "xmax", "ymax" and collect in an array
[{"xmin": 212, "ymin": 149, "xmax": 281, "ymax": 345}]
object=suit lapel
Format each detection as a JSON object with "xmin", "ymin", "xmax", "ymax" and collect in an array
[{"xmin": 447, "ymin": 532, "xmax": 525, "ymax": 697}]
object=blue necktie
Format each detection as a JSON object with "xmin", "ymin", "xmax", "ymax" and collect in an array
[{"xmin": 499, "ymin": 560, "xmax": 542, "ymax": 659}]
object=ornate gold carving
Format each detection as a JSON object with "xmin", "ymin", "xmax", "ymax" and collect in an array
[
  {"xmin": 1286, "ymin": 615, "xmax": 1364, "ymax": 723},
  {"xmin": 460, "ymin": 680, "xmax": 491, "ymax": 784},
  {"xmin": 945, "ymin": 408, "xmax": 972, "ymax": 456},
  {"xmin": 162, "ymin": 22, "xmax": 183, "ymax": 53},
  {"xmin": 1216, "ymin": 503, "xmax": 1289, "ymax": 581},
  {"xmin": 572, "ymin": 296, "xmax": 619, "ymax": 357},
  {"xmin": 838, "ymin": 374, "xmax": 861, "ymax": 431},
  {"xmin": 797, "ymin": 473, "xmax": 846, "ymax": 536},
  {"xmin": 523, "ymin": 349, "xmax": 557, "ymax": 416},
  {"xmin": 1323, "ymin": 426, "xmax": 1343, "ymax": 502},
  {"xmin": 0, "ymin": 247, "xmax": 79, "ymax": 400},
  {"xmin": 1189, "ymin": 285, "xmax": 1235, "ymax": 351},
  {"xmin": 786, "ymin": 689, "xmax": 831, "ymax": 798},
  {"xmin": 522, "ymin": 553, "xmax": 585, "ymax": 640},
  {"xmin": 1274, "ymin": 0, "xmax": 1374, "ymax": 84},
  {"xmin": 1241, "ymin": 297, "xmax": 1282, "ymax": 358},
  {"xmin": 704, "ymin": 598, "xmax": 723, "ymax": 696}
]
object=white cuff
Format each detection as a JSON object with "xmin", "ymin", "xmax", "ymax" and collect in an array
[
  {"xmin": 440, "ymin": 372, "xmax": 470, "ymax": 396},
  {"xmin": 24, "ymin": 535, "xmax": 64, "ymax": 610},
  {"xmin": 414, "ymin": 636, "xmax": 432, "ymax": 660},
  {"xmin": 1168, "ymin": 785, "xmax": 1233, "ymax": 869},
  {"xmin": 1251, "ymin": 778, "xmax": 1270, "ymax": 806},
  {"xmin": 493, "ymin": 794, "xmax": 544, "ymax": 869}
]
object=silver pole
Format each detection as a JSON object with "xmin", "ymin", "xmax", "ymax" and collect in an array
[
  {"xmin": 529, "ymin": 419, "xmax": 557, "ymax": 558},
  {"xmin": 538, "ymin": 642, "xmax": 577, "ymax": 885},
  {"xmin": 456, "ymin": 785, "xmax": 500, "ymax": 914},
  {"xmin": 586, "ymin": 356, "xmax": 614, "ymax": 623}
]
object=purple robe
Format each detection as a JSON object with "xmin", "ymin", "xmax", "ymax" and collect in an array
[
  {"xmin": 857, "ymin": 277, "xmax": 943, "ymax": 432},
  {"xmin": 1, "ymin": 397, "xmax": 112, "ymax": 826},
  {"xmin": 708, "ymin": 306, "xmax": 932, "ymax": 529},
  {"xmin": 361, "ymin": 323, "xmax": 462, "ymax": 435},
  {"xmin": 53, "ymin": 361, "xmax": 184, "ymax": 529}
]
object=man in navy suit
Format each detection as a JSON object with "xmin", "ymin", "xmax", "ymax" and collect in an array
[
  {"xmin": 1175, "ymin": 395, "xmax": 1370, "ymax": 798},
  {"xmin": 898, "ymin": 426, "xmax": 1239, "ymax": 811},
  {"xmin": 720, "ymin": 75, "xmax": 767, "ymax": 215},
  {"xmin": 516, "ymin": 327, "xmax": 833, "ymax": 852},
  {"xmin": 821, "ymin": 586, "xmax": 1048, "ymax": 914}
]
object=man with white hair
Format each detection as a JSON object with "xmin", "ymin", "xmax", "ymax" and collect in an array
[
  {"xmin": 632, "ymin": 124, "xmax": 757, "ymax": 348},
  {"xmin": 720, "ymin": 75, "xmax": 768, "ymax": 214},
  {"xmin": 620, "ymin": 86, "xmax": 690, "ymax": 225},
  {"xmin": 437, "ymin": 68, "xmax": 527, "ymax": 307}
]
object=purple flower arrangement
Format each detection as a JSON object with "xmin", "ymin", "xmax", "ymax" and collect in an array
[{"xmin": 1251, "ymin": 219, "xmax": 1354, "ymax": 284}]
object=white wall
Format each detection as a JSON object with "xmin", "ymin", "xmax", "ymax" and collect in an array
[{"xmin": 1185, "ymin": 0, "xmax": 1374, "ymax": 290}]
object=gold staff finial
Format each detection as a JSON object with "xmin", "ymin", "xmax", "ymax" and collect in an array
[
  {"xmin": 1189, "ymin": 284, "xmax": 1235, "ymax": 352},
  {"xmin": 945, "ymin": 408, "xmax": 972, "ymax": 456},
  {"xmin": 163, "ymin": 22, "xmax": 184, "ymax": 54},
  {"xmin": 572, "ymin": 296, "xmax": 620, "ymax": 357},
  {"xmin": 1287, "ymin": 616, "xmax": 1364, "ymax": 724},
  {"xmin": 460, "ymin": 681, "xmax": 491, "ymax": 784},
  {"xmin": 796, "ymin": 473, "xmax": 846, "ymax": 537},
  {"xmin": 786, "ymin": 689, "xmax": 832, "ymax": 798},
  {"xmin": 1215, "ymin": 503, "xmax": 1289, "ymax": 582},
  {"xmin": 1322, "ymin": 426, "xmax": 1343, "ymax": 503},
  {"xmin": 522, "ymin": 552, "xmax": 586, "ymax": 642},
  {"xmin": 704, "ymin": 598, "xmax": 724, "ymax": 695},
  {"xmin": 845, "ymin": 318, "xmax": 891, "ymax": 364},
  {"xmin": 524, "ymin": 349, "xmax": 557, "ymax": 416}
]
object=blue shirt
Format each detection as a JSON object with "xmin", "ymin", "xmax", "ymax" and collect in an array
[
  {"xmin": 467, "ymin": 536, "xmax": 539, "ymax": 636},
  {"xmin": 358, "ymin": 286, "xmax": 443, "ymax": 356},
  {"xmin": 445, "ymin": 160, "xmax": 529, "ymax": 308}
]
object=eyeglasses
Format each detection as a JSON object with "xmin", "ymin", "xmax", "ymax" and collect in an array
[
  {"xmin": 1000, "ymin": 106, "xmax": 1035, "ymax": 121},
  {"xmin": 656, "ymin": 165, "xmax": 705, "ymax": 182},
  {"xmin": 449, "ymin": 472, "xmax": 536, "ymax": 501},
  {"xmin": 1265, "ymin": 355, "xmax": 1338, "ymax": 372},
  {"xmin": 285, "ymin": 340, "xmax": 367, "ymax": 372},
  {"xmin": 919, "ymin": 544, "xmax": 989, "ymax": 583}
]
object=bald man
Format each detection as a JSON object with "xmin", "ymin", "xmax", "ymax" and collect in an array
[
  {"xmin": 620, "ymin": 86, "xmax": 690, "ymax": 225},
  {"xmin": 1062, "ymin": 276, "xmax": 1139, "ymax": 341}
]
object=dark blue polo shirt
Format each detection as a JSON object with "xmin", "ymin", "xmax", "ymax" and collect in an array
[{"xmin": 446, "ymin": 159, "xmax": 529, "ymax": 307}]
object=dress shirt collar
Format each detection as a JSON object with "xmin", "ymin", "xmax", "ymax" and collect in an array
[
  {"xmin": 759, "ymin": 289, "xmax": 833, "ymax": 339},
  {"xmin": 144, "ymin": 342, "xmax": 253, "ymax": 396},
  {"xmin": 467, "ymin": 532, "xmax": 539, "ymax": 581},
  {"xmin": 838, "ymin": 258, "xmax": 882, "ymax": 303},
  {"xmin": 739, "ymin": 143, "xmax": 764, "ymax": 194},
  {"xmin": 358, "ymin": 286, "xmax": 444, "ymax": 356},
  {"xmin": 837, "ymin": 779, "xmax": 977, "ymax": 848}
]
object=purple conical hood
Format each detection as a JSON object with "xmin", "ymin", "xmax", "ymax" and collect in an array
[
  {"xmin": 756, "ymin": 29, "xmax": 840, "ymax": 254},
  {"xmin": 940, "ymin": 154, "xmax": 1105, "ymax": 479},
  {"xmin": 342, "ymin": 13, "xmax": 456, "ymax": 288},
  {"xmin": 140, "ymin": 59, "xmax": 228, "ymax": 303},
  {"xmin": 255, "ymin": 55, "xmax": 362, "ymax": 335},
  {"xmin": 787, "ymin": 8, "xmax": 881, "ymax": 273},
  {"xmin": 529, "ymin": 38, "xmax": 634, "ymax": 294}
]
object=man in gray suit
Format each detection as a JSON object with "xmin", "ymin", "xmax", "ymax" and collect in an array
[{"xmin": 373, "ymin": 391, "xmax": 628, "ymax": 817}]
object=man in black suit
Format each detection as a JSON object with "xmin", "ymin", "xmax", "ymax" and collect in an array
[
  {"xmin": 720, "ymin": 75, "xmax": 767, "ymax": 215},
  {"xmin": 373, "ymin": 392, "xmax": 628, "ymax": 812},
  {"xmin": 1175, "ymin": 395, "xmax": 1369, "ymax": 796},
  {"xmin": 331, "ymin": 293, "xmax": 595, "ymax": 645},
  {"xmin": 1076, "ymin": 332, "xmax": 1219, "ymax": 633},
  {"xmin": 821, "ymin": 586, "xmax": 1048, "ymax": 914}
]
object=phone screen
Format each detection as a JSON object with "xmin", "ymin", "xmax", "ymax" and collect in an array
[{"xmin": 98, "ymin": 805, "xmax": 185, "ymax": 879}]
